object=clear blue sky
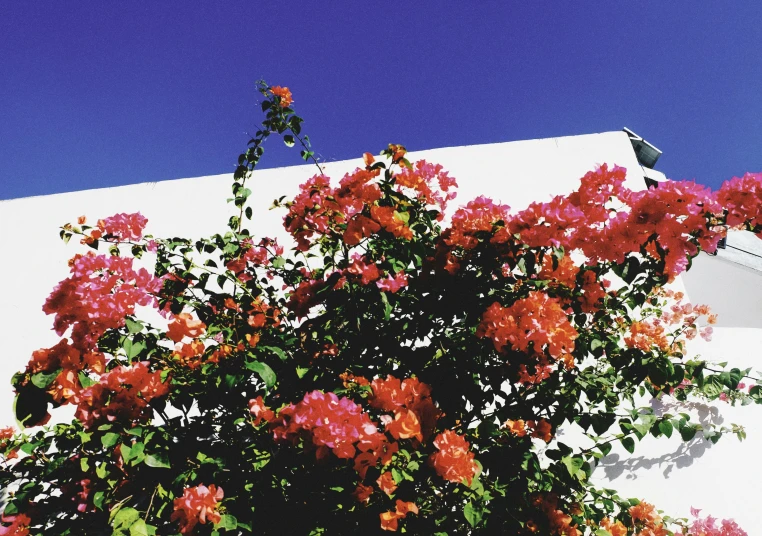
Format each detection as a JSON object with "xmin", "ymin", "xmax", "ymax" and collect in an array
[{"xmin": 2, "ymin": 2, "xmax": 761, "ymax": 200}]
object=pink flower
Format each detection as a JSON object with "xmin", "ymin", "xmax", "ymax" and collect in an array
[{"xmin": 376, "ymin": 272, "xmax": 408, "ymax": 293}]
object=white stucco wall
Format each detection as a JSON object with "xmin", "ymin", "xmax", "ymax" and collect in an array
[{"xmin": 2, "ymin": 131, "xmax": 760, "ymax": 531}]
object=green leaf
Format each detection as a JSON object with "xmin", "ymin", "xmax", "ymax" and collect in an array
[
  {"xmin": 129, "ymin": 519, "xmax": 152, "ymax": 536},
  {"xmin": 391, "ymin": 468, "xmax": 403, "ymax": 484},
  {"xmin": 464, "ymin": 501, "xmax": 483, "ymax": 528},
  {"xmin": 621, "ymin": 437, "xmax": 635, "ymax": 454},
  {"xmin": 658, "ymin": 420, "xmax": 673, "ymax": 438},
  {"xmin": 215, "ymin": 515, "xmax": 238, "ymax": 531},
  {"xmin": 595, "ymin": 530, "xmax": 613, "ymax": 536},
  {"xmin": 261, "ymin": 346, "xmax": 288, "ymax": 361},
  {"xmin": 93, "ymin": 491, "xmax": 105, "ymax": 510},
  {"xmin": 144, "ymin": 453, "xmax": 171, "ymax": 469},
  {"xmin": 31, "ymin": 369, "xmax": 61, "ymax": 389},
  {"xmin": 283, "ymin": 135, "xmax": 295, "ymax": 147},
  {"xmin": 102, "ymin": 432, "xmax": 121, "ymax": 449},
  {"xmin": 79, "ymin": 371, "xmax": 98, "ymax": 388},
  {"xmin": 680, "ymin": 425, "xmax": 697, "ymax": 442},
  {"xmin": 379, "ymin": 291, "xmax": 392, "ymax": 321},
  {"xmin": 123, "ymin": 338, "xmax": 146, "ymax": 359},
  {"xmin": 112, "ymin": 507, "xmax": 140, "ymax": 529},
  {"xmin": 125, "ymin": 318, "xmax": 143, "ymax": 334},
  {"xmin": 598, "ymin": 442, "xmax": 612, "ymax": 457},
  {"xmin": 272, "ymin": 256, "xmax": 286, "ymax": 269},
  {"xmin": 562, "ymin": 456, "xmax": 584, "ymax": 478},
  {"xmin": 247, "ymin": 360, "xmax": 277, "ymax": 388}
]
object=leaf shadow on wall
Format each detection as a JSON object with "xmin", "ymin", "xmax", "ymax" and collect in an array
[{"xmin": 593, "ymin": 398, "xmax": 724, "ymax": 481}]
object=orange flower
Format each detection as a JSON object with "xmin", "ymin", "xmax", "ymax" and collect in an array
[
  {"xmin": 503, "ymin": 419, "xmax": 527, "ymax": 437},
  {"xmin": 269, "ymin": 86, "xmax": 293, "ymax": 107},
  {"xmin": 394, "ymin": 500, "xmax": 418, "ymax": 516},
  {"xmin": 379, "ymin": 500, "xmax": 419, "ymax": 532},
  {"xmin": 629, "ymin": 501, "xmax": 661, "ymax": 524},
  {"xmin": 380, "ymin": 510, "xmax": 400, "ymax": 531},
  {"xmin": 377, "ymin": 471, "xmax": 397, "ymax": 496},
  {"xmin": 387, "ymin": 144, "xmax": 407, "ymax": 163},
  {"xmin": 600, "ymin": 518, "xmax": 627, "ymax": 536},
  {"xmin": 625, "ymin": 321, "xmax": 669, "ymax": 352}
]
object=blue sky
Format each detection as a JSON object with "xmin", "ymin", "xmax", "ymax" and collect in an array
[{"xmin": 2, "ymin": 2, "xmax": 761, "ymax": 199}]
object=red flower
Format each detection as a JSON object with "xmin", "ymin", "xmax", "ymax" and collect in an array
[
  {"xmin": 429, "ymin": 430, "xmax": 478, "ymax": 485},
  {"xmin": 503, "ymin": 419, "xmax": 527, "ymax": 437},
  {"xmin": 167, "ymin": 313, "xmax": 206, "ymax": 343},
  {"xmin": 43, "ymin": 254, "xmax": 162, "ymax": 351},
  {"xmin": 171, "ymin": 484, "xmax": 224, "ymax": 534},
  {"xmin": 271, "ymin": 390, "xmax": 389, "ymax": 473},
  {"xmin": 248, "ymin": 396, "xmax": 275, "ymax": 426},
  {"xmin": 343, "ymin": 215, "xmax": 381, "ymax": 246},
  {"xmin": 380, "ymin": 510, "xmax": 400, "ymax": 532},
  {"xmin": 527, "ymin": 418, "xmax": 553, "ymax": 443},
  {"xmin": 352, "ymin": 483, "xmax": 373, "ymax": 503},
  {"xmin": 74, "ymin": 362, "xmax": 170, "ymax": 429},
  {"xmin": 0, "ymin": 514, "xmax": 31, "ymax": 535},
  {"xmin": 370, "ymin": 205, "xmax": 413, "ymax": 240},
  {"xmin": 347, "ymin": 255, "xmax": 381, "ymax": 285}
]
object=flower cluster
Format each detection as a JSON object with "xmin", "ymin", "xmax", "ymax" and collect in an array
[
  {"xmin": 43, "ymin": 253, "xmax": 162, "ymax": 351},
  {"xmin": 95, "ymin": 212, "xmax": 148, "ymax": 242},
  {"xmin": 171, "ymin": 484, "xmax": 224, "ymax": 534},
  {"xmin": 437, "ymin": 164, "xmax": 755, "ymax": 281},
  {"xmin": 394, "ymin": 159, "xmax": 458, "ymax": 218},
  {"xmin": 689, "ymin": 507, "xmax": 748, "ymax": 536},
  {"xmin": 225, "ymin": 237, "xmax": 284, "ymax": 281},
  {"xmin": 269, "ymin": 86, "xmax": 293, "ymax": 107},
  {"xmin": 271, "ymin": 391, "xmax": 392, "ymax": 476},
  {"xmin": 532, "ymin": 494, "xmax": 581, "ymax": 536},
  {"xmin": 629, "ymin": 502, "xmax": 667, "ymax": 536},
  {"xmin": 8, "ymin": 89, "xmax": 762, "ymax": 535},
  {"xmin": 368, "ymin": 375, "xmax": 442, "ymax": 443},
  {"xmin": 715, "ymin": 172, "xmax": 762, "ymax": 231},
  {"xmin": 283, "ymin": 156, "xmax": 455, "ymax": 251},
  {"xmin": 477, "ymin": 292, "xmax": 578, "ymax": 359},
  {"xmin": 428, "ymin": 430, "xmax": 478, "ymax": 485},
  {"xmin": 380, "ymin": 500, "xmax": 419, "ymax": 532},
  {"xmin": 74, "ymin": 362, "xmax": 170, "ymax": 429}
]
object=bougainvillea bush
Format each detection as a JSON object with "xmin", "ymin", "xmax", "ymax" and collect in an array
[{"xmin": 2, "ymin": 83, "xmax": 760, "ymax": 535}]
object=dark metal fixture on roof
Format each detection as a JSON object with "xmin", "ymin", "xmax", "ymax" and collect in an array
[{"xmin": 623, "ymin": 127, "xmax": 662, "ymax": 169}]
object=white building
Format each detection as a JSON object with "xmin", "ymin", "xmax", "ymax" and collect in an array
[{"xmin": 1, "ymin": 129, "xmax": 760, "ymax": 532}]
